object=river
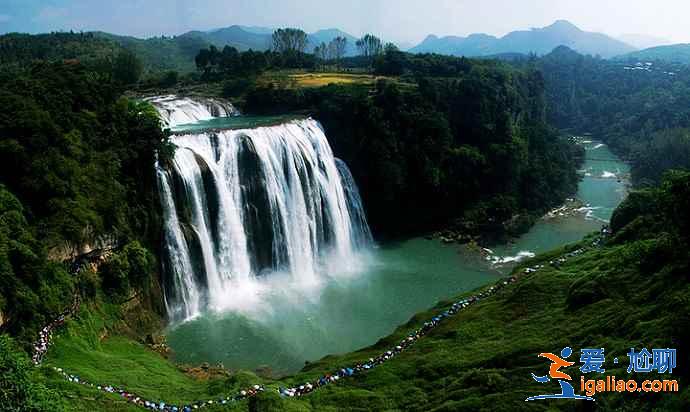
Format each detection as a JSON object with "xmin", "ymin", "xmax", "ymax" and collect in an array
[{"xmin": 164, "ymin": 127, "xmax": 629, "ymax": 376}]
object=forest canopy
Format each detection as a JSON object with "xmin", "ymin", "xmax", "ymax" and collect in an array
[{"xmin": 0, "ymin": 60, "xmax": 168, "ymax": 345}]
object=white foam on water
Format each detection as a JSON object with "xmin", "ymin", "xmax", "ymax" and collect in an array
[
  {"xmin": 487, "ymin": 250, "xmax": 536, "ymax": 265},
  {"xmin": 145, "ymin": 95, "xmax": 239, "ymax": 128}
]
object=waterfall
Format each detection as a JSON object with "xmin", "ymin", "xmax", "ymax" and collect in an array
[
  {"xmin": 157, "ymin": 118, "xmax": 372, "ymax": 320},
  {"xmin": 145, "ymin": 95, "xmax": 238, "ymax": 128}
]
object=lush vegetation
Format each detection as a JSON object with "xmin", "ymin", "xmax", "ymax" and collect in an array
[
  {"xmin": 0, "ymin": 186, "xmax": 73, "ymax": 346},
  {"xmin": 0, "ymin": 335, "xmax": 65, "ymax": 411},
  {"xmin": 618, "ymin": 44, "xmax": 690, "ymax": 65},
  {"xmin": 194, "ymin": 45, "xmax": 317, "ymax": 81},
  {"xmin": 535, "ymin": 46, "xmax": 690, "ymax": 185},
  {"xmin": 93, "ymin": 32, "xmax": 208, "ymax": 73},
  {"xmin": 242, "ymin": 58, "xmax": 582, "ymax": 238},
  {"xmin": 0, "ymin": 32, "xmax": 118, "ymax": 66},
  {"xmin": 0, "ymin": 59, "xmax": 170, "ymax": 346}
]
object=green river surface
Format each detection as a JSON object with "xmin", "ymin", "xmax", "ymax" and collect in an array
[{"xmin": 165, "ymin": 123, "xmax": 629, "ymax": 376}]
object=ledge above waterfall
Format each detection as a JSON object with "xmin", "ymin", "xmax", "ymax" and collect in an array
[
  {"xmin": 169, "ymin": 114, "xmax": 306, "ymax": 135},
  {"xmin": 144, "ymin": 95, "xmax": 240, "ymax": 129}
]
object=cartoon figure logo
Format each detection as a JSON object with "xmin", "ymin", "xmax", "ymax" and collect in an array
[{"xmin": 525, "ymin": 347, "xmax": 595, "ymax": 401}]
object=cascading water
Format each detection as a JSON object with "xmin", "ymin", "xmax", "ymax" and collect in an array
[
  {"xmin": 145, "ymin": 95, "xmax": 239, "ymax": 128},
  {"xmin": 157, "ymin": 118, "xmax": 372, "ymax": 320}
]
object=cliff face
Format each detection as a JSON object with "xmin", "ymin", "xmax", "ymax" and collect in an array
[{"xmin": 47, "ymin": 230, "xmax": 117, "ymax": 262}]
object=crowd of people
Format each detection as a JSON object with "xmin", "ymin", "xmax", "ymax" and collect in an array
[
  {"xmin": 32, "ymin": 294, "xmax": 80, "ymax": 365},
  {"xmin": 45, "ymin": 273, "xmax": 521, "ymax": 410},
  {"xmin": 35, "ymin": 228, "xmax": 610, "ymax": 410},
  {"xmin": 278, "ymin": 275, "xmax": 518, "ymax": 398},
  {"xmin": 32, "ymin": 248, "xmax": 108, "ymax": 365},
  {"xmin": 52, "ymin": 366, "xmax": 264, "ymax": 411}
]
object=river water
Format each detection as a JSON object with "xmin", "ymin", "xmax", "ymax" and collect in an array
[{"xmin": 165, "ymin": 131, "xmax": 629, "ymax": 376}]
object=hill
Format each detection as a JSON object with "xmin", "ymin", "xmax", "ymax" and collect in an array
[
  {"xmin": 410, "ymin": 20, "xmax": 636, "ymax": 58},
  {"xmin": 617, "ymin": 43, "xmax": 690, "ymax": 64},
  {"xmin": 177, "ymin": 25, "xmax": 270, "ymax": 51},
  {"xmin": 535, "ymin": 45, "xmax": 690, "ymax": 185},
  {"xmin": 93, "ymin": 32, "xmax": 208, "ymax": 72},
  {"xmin": 0, "ymin": 32, "xmax": 120, "ymax": 65},
  {"xmin": 0, "ymin": 31, "xmax": 208, "ymax": 73},
  {"xmin": 617, "ymin": 33, "xmax": 672, "ymax": 50}
]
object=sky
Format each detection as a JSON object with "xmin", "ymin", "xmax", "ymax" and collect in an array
[{"xmin": 1, "ymin": 0, "xmax": 689, "ymax": 46}]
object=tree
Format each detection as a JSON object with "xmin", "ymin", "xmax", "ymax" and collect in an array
[
  {"xmin": 219, "ymin": 45, "xmax": 240, "ymax": 74},
  {"xmin": 195, "ymin": 45, "xmax": 219, "ymax": 77},
  {"xmin": 112, "ymin": 49, "xmax": 143, "ymax": 85},
  {"xmin": 356, "ymin": 34, "xmax": 383, "ymax": 58},
  {"xmin": 313, "ymin": 42, "xmax": 329, "ymax": 70},
  {"xmin": 271, "ymin": 28, "xmax": 308, "ymax": 54},
  {"xmin": 159, "ymin": 70, "xmax": 178, "ymax": 88},
  {"xmin": 374, "ymin": 43, "xmax": 406, "ymax": 75},
  {"xmin": 0, "ymin": 335, "xmax": 65, "ymax": 411},
  {"xmin": 314, "ymin": 42, "xmax": 328, "ymax": 61},
  {"xmin": 101, "ymin": 240, "xmax": 155, "ymax": 296},
  {"xmin": 329, "ymin": 36, "xmax": 348, "ymax": 65}
]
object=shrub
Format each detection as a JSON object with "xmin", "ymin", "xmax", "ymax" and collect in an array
[
  {"xmin": 0, "ymin": 334, "xmax": 65, "ymax": 411},
  {"xmin": 100, "ymin": 241, "xmax": 154, "ymax": 297}
]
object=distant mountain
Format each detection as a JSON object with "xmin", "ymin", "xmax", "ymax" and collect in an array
[
  {"xmin": 179, "ymin": 25, "xmax": 270, "ymax": 51},
  {"xmin": 410, "ymin": 20, "xmax": 636, "ymax": 58},
  {"xmin": 86, "ymin": 25, "xmax": 365, "ymax": 73},
  {"xmin": 412, "ymin": 33, "xmax": 495, "ymax": 56},
  {"xmin": 617, "ymin": 43, "xmax": 690, "ymax": 64},
  {"xmin": 236, "ymin": 25, "xmax": 274, "ymax": 35},
  {"xmin": 617, "ymin": 33, "xmax": 672, "ymax": 50},
  {"xmin": 177, "ymin": 25, "xmax": 360, "ymax": 56}
]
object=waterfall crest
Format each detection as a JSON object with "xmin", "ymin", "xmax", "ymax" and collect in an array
[
  {"xmin": 145, "ymin": 95, "xmax": 238, "ymax": 128},
  {"xmin": 157, "ymin": 118, "xmax": 372, "ymax": 320}
]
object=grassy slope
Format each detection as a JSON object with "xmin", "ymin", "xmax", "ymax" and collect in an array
[
  {"xmin": 41, "ymin": 234, "xmax": 689, "ymax": 411},
  {"xmin": 280, "ymin": 237, "xmax": 688, "ymax": 411},
  {"xmin": 40, "ymin": 300, "xmax": 263, "ymax": 411}
]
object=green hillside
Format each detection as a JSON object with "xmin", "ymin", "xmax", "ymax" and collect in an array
[
  {"xmin": 0, "ymin": 31, "xmax": 206, "ymax": 73},
  {"xmin": 93, "ymin": 32, "xmax": 208, "ymax": 72},
  {"xmin": 618, "ymin": 43, "xmax": 690, "ymax": 64},
  {"xmin": 178, "ymin": 26, "xmax": 270, "ymax": 51},
  {"xmin": 0, "ymin": 32, "xmax": 120, "ymax": 65}
]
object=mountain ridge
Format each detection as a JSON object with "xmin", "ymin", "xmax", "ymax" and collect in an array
[
  {"xmin": 617, "ymin": 43, "xmax": 690, "ymax": 64},
  {"xmin": 409, "ymin": 20, "xmax": 636, "ymax": 58},
  {"xmin": 177, "ymin": 25, "xmax": 360, "ymax": 55}
]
